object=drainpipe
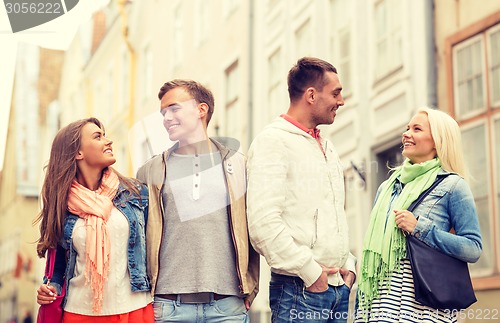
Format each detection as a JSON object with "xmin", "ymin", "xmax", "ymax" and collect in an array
[
  {"xmin": 118, "ymin": 0, "xmax": 136, "ymax": 175},
  {"xmin": 247, "ymin": 0, "xmax": 254, "ymax": 151},
  {"xmin": 425, "ymin": 0, "xmax": 438, "ymax": 107}
]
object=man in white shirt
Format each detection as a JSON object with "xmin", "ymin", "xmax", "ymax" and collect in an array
[{"xmin": 247, "ymin": 57, "xmax": 356, "ymax": 323}]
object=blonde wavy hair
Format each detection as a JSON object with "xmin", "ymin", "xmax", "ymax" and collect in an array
[{"xmin": 416, "ymin": 107, "xmax": 469, "ymax": 180}]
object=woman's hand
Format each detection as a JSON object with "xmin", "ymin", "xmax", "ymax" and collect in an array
[
  {"xmin": 37, "ymin": 284, "xmax": 57, "ymax": 305},
  {"xmin": 394, "ymin": 209, "xmax": 417, "ymax": 234}
]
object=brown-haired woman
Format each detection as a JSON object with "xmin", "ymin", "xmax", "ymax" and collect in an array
[{"xmin": 35, "ymin": 118, "xmax": 153, "ymax": 323}]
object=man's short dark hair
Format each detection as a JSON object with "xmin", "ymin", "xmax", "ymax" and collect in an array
[
  {"xmin": 158, "ymin": 79, "xmax": 215, "ymax": 125},
  {"xmin": 287, "ymin": 57, "xmax": 338, "ymax": 103}
]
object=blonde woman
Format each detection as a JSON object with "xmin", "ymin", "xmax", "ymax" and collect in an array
[{"xmin": 356, "ymin": 107, "xmax": 482, "ymax": 322}]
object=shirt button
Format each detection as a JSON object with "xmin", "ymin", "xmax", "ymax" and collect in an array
[{"xmin": 414, "ymin": 232, "xmax": 421, "ymax": 238}]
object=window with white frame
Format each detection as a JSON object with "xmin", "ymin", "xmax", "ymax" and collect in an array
[
  {"xmin": 15, "ymin": 45, "xmax": 40, "ymax": 197},
  {"xmin": 462, "ymin": 124, "xmax": 492, "ymax": 275},
  {"xmin": 374, "ymin": 0, "xmax": 402, "ymax": 79},
  {"xmin": 142, "ymin": 44, "xmax": 153, "ymax": 102},
  {"xmin": 103, "ymin": 65, "xmax": 113, "ymax": 122},
  {"xmin": 93, "ymin": 78, "xmax": 104, "ymax": 121},
  {"xmin": 494, "ymin": 118, "xmax": 500, "ymax": 257},
  {"xmin": 450, "ymin": 21, "xmax": 500, "ymax": 280},
  {"xmin": 195, "ymin": 0, "xmax": 209, "ymax": 47},
  {"xmin": 268, "ymin": 48, "xmax": 282, "ymax": 121},
  {"xmin": 173, "ymin": 3, "xmax": 183, "ymax": 66},
  {"xmin": 295, "ymin": 19, "xmax": 312, "ymax": 59},
  {"xmin": 488, "ymin": 26, "xmax": 500, "ymax": 107},
  {"xmin": 453, "ymin": 36, "xmax": 485, "ymax": 119},
  {"xmin": 225, "ymin": 61, "xmax": 240, "ymax": 139},
  {"xmin": 15, "ymin": 96, "xmax": 39, "ymax": 196},
  {"xmin": 224, "ymin": 0, "xmax": 240, "ymax": 17},
  {"xmin": 119, "ymin": 48, "xmax": 129, "ymax": 112},
  {"xmin": 338, "ymin": 27, "xmax": 352, "ymax": 97},
  {"xmin": 330, "ymin": 0, "xmax": 352, "ymax": 97}
]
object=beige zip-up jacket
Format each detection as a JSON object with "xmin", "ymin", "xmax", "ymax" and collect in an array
[{"xmin": 136, "ymin": 138, "xmax": 259, "ymax": 304}]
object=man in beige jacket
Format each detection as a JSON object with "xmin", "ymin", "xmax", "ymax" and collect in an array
[{"xmin": 137, "ymin": 79, "xmax": 259, "ymax": 323}]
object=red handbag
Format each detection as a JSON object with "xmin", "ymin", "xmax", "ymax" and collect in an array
[{"xmin": 36, "ymin": 248, "xmax": 65, "ymax": 323}]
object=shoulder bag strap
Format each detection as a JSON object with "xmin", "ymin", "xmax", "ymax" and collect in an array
[
  {"xmin": 407, "ymin": 174, "xmax": 449, "ymax": 212},
  {"xmin": 44, "ymin": 248, "xmax": 56, "ymax": 282}
]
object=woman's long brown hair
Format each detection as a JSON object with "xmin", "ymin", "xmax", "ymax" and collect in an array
[{"xmin": 34, "ymin": 117, "xmax": 140, "ymax": 258}]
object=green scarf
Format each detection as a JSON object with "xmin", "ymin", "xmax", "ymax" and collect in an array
[{"xmin": 357, "ymin": 158, "xmax": 442, "ymax": 311}]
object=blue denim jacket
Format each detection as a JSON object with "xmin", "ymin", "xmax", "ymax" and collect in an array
[
  {"xmin": 410, "ymin": 171, "xmax": 482, "ymax": 263},
  {"xmin": 49, "ymin": 182, "xmax": 150, "ymax": 304}
]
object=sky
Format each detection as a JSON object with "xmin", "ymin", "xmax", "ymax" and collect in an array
[{"xmin": 0, "ymin": 0, "xmax": 110, "ymax": 171}]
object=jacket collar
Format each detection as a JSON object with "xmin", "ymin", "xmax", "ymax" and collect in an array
[{"xmin": 163, "ymin": 137, "xmax": 237, "ymax": 161}]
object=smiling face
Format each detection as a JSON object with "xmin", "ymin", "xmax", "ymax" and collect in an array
[
  {"xmin": 311, "ymin": 71, "xmax": 344, "ymax": 126},
  {"xmin": 76, "ymin": 122, "xmax": 115, "ymax": 171},
  {"xmin": 402, "ymin": 112, "xmax": 437, "ymax": 164},
  {"xmin": 160, "ymin": 86, "xmax": 207, "ymax": 145}
]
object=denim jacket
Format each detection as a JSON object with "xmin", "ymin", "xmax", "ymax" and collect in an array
[
  {"xmin": 49, "ymin": 182, "xmax": 150, "ymax": 305},
  {"xmin": 410, "ymin": 170, "xmax": 482, "ymax": 263}
]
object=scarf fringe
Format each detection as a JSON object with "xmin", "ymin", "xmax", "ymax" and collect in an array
[
  {"xmin": 358, "ymin": 231, "xmax": 406, "ymax": 313},
  {"xmin": 85, "ymin": 253, "xmax": 110, "ymax": 313}
]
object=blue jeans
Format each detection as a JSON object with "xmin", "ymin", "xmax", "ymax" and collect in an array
[
  {"xmin": 153, "ymin": 295, "xmax": 248, "ymax": 323},
  {"xmin": 270, "ymin": 273, "xmax": 350, "ymax": 323}
]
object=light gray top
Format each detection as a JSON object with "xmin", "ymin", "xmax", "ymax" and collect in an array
[{"xmin": 155, "ymin": 152, "xmax": 240, "ymax": 296}]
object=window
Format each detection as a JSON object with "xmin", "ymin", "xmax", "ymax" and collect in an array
[
  {"xmin": 295, "ymin": 19, "xmax": 312, "ymax": 58},
  {"xmin": 488, "ymin": 26, "xmax": 500, "ymax": 106},
  {"xmin": 93, "ymin": 79, "xmax": 104, "ymax": 121},
  {"xmin": 12, "ymin": 45, "xmax": 40, "ymax": 196},
  {"xmin": 338, "ymin": 27, "xmax": 352, "ymax": 97},
  {"xmin": 173, "ymin": 3, "xmax": 183, "ymax": 66},
  {"xmin": 15, "ymin": 96, "xmax": 39, "ymax": 196},
  {"xmin": 375, "ymin": 144, "xmax": 404, "ymax": 188},
  {"xmin": 224, "ymin": 0, "xmax": 240, "ymax": 17},
  {"xmin": 195, "ymin": 0, "xmax": 209, "ymax": 47},
  {"xmin": 453, "ymin": 37, "xmax": 485, "ymax": 118},
  {"xmin": 106, "ymin": 65, "xmax": 113, "ymax": 121},
  {"xmin": 462, "ymin": 124, "xmax": 493, "ymax": 275},
  {"xmin": 449, "ymin": 20, "xmax": 500, "ymax": 280},
  {"xmin": 495, "ymin": 118, "xmax": 500, "ymax": 247},
  {"xmin": 374, "ymin": 0, "xmax": 402, "ymax": 78},
  {"xmin": 225, "ymin": 61, "xmax": 240, "ymax": 139},
  {"xmin": 119, "ymin": 48, "xmax": 129, "ymax": 111},
  {"xmin": 142, "ymin": 44, "xmax": 153, "ymax": 102},
  {"xmin": 268, "ymin": 48, "xmax": 282, "ymax": 121},
  {"xmin": 330, "ymin": 0, "xmax": 352, "ymax": 97}
]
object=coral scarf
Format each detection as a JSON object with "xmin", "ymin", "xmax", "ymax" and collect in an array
[
  {"xmin": 357, "ymin": 158, "xmax": 442, "ymax": 312},
  {"xmin": 67, "ymin": 168, "xmax": 119, "ymax": 313}
]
